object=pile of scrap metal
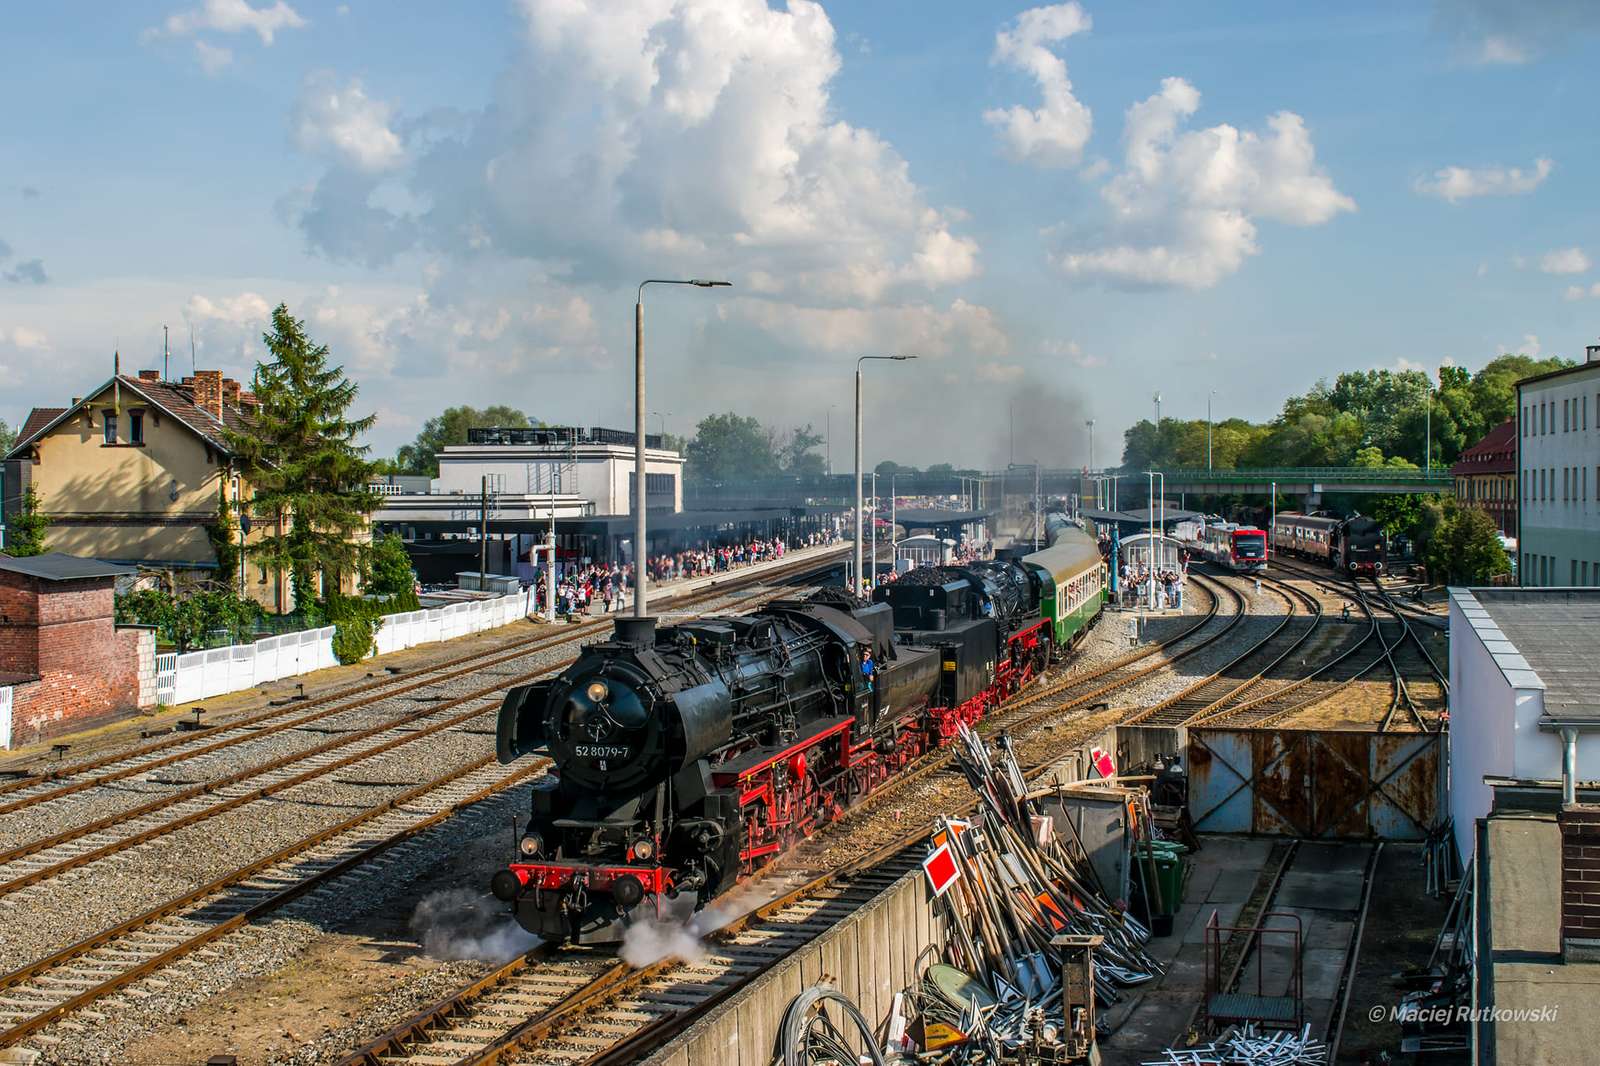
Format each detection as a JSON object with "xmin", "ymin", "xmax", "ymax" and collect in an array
[
  {"xmin": 889, "ymin": 724, "xmax": 1163, "ymax": 1063},
  {"xmin": 1391, "ymin": 856, "xmax": 1472, "ymax": 1053},
  {"xmin": 1145, "ymin": 1023, "xmax": 1329, "ymax": 1065}
]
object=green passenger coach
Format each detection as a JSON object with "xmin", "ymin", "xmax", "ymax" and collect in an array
[{"xmin": 1021, "ymin": 523, "xmax": 1106, "ymax": 652}]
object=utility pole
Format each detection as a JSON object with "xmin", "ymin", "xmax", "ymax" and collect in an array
[
  {"xmin": 1086, "ymin": 418, "xmax": 1095, "ymax": 472},
  {"xmin": 480, "ymin": 475, "xmax": 490, "ymax": 583}
]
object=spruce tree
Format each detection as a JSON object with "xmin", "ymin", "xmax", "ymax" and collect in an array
[{"xmin": 227, "ymin": 304, "xmax": 379, "ymax": 608}]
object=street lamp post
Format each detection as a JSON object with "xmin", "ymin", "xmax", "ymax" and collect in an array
[
  {"xmin": 855, "ymin": 355, "xmax": 916, "ymax": 594},
  {"xmin": 891, "ymin": 473, "xmax": 898, "ymax": 568},
  {"xmin": 1207, "ymin": 390, "xmax": 1216, "ymax": 472},
  {"xmin": 869, "ymin": 471, "xmax": 878, "ymax": 590},
  {"xmin": 634, "ymin": 278, "xmax": 730, "ymax": 618},
  {"xmin": 1086, "ymin": 419, "xmax": 1095, "ymax": 473},
  {"xmin": 652, "ymin": 411, "xmax": 668, "ymax": 439}
]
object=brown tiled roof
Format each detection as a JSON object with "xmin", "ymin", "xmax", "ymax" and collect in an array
[
  {"xmin": 18, "ymin": 407, "xmax": 67, "ymax": 443},
  {"xmin": 1451, "ymin": 418, "xmax": 1516, "ymax": 476},
  {"xmin": 5, "ymin": 376, "xmax": 256, "ymax": 459},
  {"xmin": 123, "ymin": 376, "xmax": 255, "ymax": 450}
]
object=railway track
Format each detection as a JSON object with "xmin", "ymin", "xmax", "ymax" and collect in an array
[
  {"xmin": 1204, "ymin": 566, "xmax": 1445, "ymax": 730},
  {"xmin": 0, "ymin": 551, "xmax": 854, "ymax": 901},
  {"xmin": 1127, "ymin": 572, "xmax": 1325, "ymax": 728},
  {"xmin": 0, "ymin": 545, "xmax": 853, "ymax": 811},
  {"xmin": 0, "ymin": 550, "xmax": 864, "ymax": 1058}
]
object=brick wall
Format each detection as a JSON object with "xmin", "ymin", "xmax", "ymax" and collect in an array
[
  {"xmin": 1559, "ymin": 803, "xmax": 1600, "ymax": 955},
  {"xmin": 0, "ymin": 569, "xmax": 42, "ymax": 677},
  {"xmin": 0, "ymin": 571, "xmax": 145, "ymax": 746}
]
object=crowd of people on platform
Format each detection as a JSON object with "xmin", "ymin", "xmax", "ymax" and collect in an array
[
  {"xmin": 532, "ymin": 528, "xmax": 843, "ymax": 616},
  {"xmin": 1117, "ymin": 561, "xmax": 1185, "ymax": 610}
]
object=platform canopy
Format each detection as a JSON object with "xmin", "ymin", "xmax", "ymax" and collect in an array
[
  {"xmin": 1081, "ymin": 507, "xmax": 1205, "ymax": 526},
  {"xmin": 892, "ymin": 508, "xmax": 994, "ymax": 533}
]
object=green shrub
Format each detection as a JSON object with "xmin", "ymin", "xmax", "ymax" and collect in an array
[{"xmin": 325, "ymin": 593, "xmax": 385, "ymax": 664}]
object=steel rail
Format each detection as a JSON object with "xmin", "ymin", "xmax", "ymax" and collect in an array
[
  {"xmin": 0, "ymin": 545, "xmax": 850, "ymax": 808},
  {"xmin": 0, "ymin": 552, "xmax": 862, "ymax": 1051},
  {"xmin": 0, "ymin": 757, "xmax": 549, "ymax": 1048},
  {"xmin": 0, "ymin": 551, "xmax": 854, "ymax": 887},
  {"xmin": 1127, "ymin": 573, "xmax": 1322, "ymax": 728}
]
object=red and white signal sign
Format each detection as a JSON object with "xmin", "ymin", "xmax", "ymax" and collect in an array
[
  {"xmin": 1090, "ymin": 746, "xmax": 1116, "ymax": 780},
  {"xmin": 922, "ymin": 842, "xmax": 962, "ymax": 897}
]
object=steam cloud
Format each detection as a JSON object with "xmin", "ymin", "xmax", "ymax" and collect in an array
[
  {"xmin": 410, "ymin": 888, "xmax": 540, "ymax": 962},
  {"xmin": 989, "ymin": 375, "xmax": 1090, "ymax": 469}
]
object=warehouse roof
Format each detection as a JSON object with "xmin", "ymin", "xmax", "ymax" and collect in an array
[
  {"xmin": 0, "ymin": 552, "xmax": 137, "ymax": 581},
  {"xmin": 1454, "ymin": 588, "xmax": 1600, "ymax": 727}
]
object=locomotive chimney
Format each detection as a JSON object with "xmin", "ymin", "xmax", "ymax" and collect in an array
[{"xmin": 613, "ymin": 616, "xmax": 657, "ymax": 647}]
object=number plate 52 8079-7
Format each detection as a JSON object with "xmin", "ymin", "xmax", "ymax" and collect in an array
[{"xmin": 575, "ymin": 745, "xmax": 630, "ymax": 759}]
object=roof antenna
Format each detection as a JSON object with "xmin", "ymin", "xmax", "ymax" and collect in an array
[
  {"xmin": 163, "ymin": 325, "xmax": 170, "ymax": 381},
  {"xmin": 189, "ymin": 324, "xmax": 197, "ymax": 377}
]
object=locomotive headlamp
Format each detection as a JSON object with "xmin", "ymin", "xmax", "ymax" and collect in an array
[
  {"xmin": 631, "ymin": 836, "xmax": 656, "ymax": 862},
  {"xmin": 586, "ymin": 680, "xmax": 610, "ymax": 702},
  {"xmin": 519, "ymin": 832, "xmax": 544, "ymax": 857}
]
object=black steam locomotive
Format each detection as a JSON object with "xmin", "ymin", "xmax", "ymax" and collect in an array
[
  {"xmin": 1270, "ymin": 511, "xmax": 1387, "ymax": 574},
  {"xmin": 491, "ymin": 528, "xmax": 1103, "ymax": 944}
]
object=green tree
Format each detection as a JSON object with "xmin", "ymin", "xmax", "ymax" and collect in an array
[
  {"xmin": 776, "ymin": 424, "xmax": 826, "ymax": 477},
  {"xmin": 226, "ymin": 304, "xmax": 380, "ymax": 609},
  {"xmin": 684, "ymin": 413, "xmax": 778, "ymax": 483},
  {"xmin": 3, "ymin": 485, "xmax": 49, "ymax": 557},
  {"xmin": 205, "ymin": 486, "xmax": 241, "ymax": 588},
  {"xmin": 365, "ymin": 532, "xmax": 416, "ymax": 598},
  {"xmin": 1422, "ymin": 501, "xmax": 1510, "ymax": 585},
  {"xmin": 1467, "ymin": 354, "xmax": 1574, "ymax": 430},
  {"xmin": 0, "ymin": 418, "xmax": 15, "ymax": 457},
  {"xmin": 875, "ymin": 459, "xmax": 916, "ymax": 478},
  {"xmin": 396, "ymin": 405, "xmax": 539, "ymax": 477}
]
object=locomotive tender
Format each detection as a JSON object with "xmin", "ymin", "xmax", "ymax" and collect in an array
[
  {"xmin": 1271, "ymin": 511, "xmax": 1386, "ymax": 574},
  {"xmin": 491, "ymin": 525, "xmax": 1105, "ymax": 943}
]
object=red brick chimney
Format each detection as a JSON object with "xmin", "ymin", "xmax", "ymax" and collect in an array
[
  {"xmin": 138, "ymin": 369, "xmax": 160, "ymax": 382},
  {"xmin": 222, "ymin": 378, "xmax": 242, "ymax": 407},
  {"xmin": 1560, "ymin": 804, "xmax": 1600, "ymax": 960},
  {"xmin": 192, "ymin": 370, "xmax": 224, "ymax": 421}
]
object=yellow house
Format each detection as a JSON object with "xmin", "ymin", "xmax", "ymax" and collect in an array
[{"xmin": 4, "ymin": 366, "xmax": 359, "ymax": 613}]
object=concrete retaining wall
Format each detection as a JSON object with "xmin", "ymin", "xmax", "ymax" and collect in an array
[{"xmin": 642, "ymin": 868, "xmax": 941, "ymax": 1066}]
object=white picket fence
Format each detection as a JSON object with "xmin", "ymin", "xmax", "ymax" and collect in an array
[
  {"xmin": 0, "ymin": 687, "xmax": 12, "ymax": 751},
  {"xmin": 153, "ymin": 588, "xmax": 536, "ymax": 707}
]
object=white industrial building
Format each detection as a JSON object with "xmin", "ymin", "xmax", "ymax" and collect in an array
[
  {"xmin": 1446, "ymin": 587, "xmax": 1600, "ymax": 864},
  {"xmin": 1516, "ymin": 343, "xmax": 1600, "ymax": 586}
]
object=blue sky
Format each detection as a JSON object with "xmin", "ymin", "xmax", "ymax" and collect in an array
[{"xmin": 3, "ymin": 0, "xmax": 1598, "ymax": 468}]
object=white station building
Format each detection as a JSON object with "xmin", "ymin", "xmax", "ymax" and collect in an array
[{"xmin": 1516, "ymin": 342, "xmax": 1600, "ymax": 587}]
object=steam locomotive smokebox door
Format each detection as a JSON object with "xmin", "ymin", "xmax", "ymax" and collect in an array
[
  {"xmin": 613, "ymin": 616, "xmax": 657, "ymax": 646},
  {"xmin": 497, "ymin": 681, "xmax": 554, "ymax": 762}
]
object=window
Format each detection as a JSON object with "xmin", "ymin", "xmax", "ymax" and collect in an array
[
  {"xmin": 102, "ymin": 411, "xmax": 117, "ymax": 444},
  {"xmin": 258, "ymin": 562, "xmax": 268, "ymax": 584},
  {"xmin": 129, "ymin": 411, "xmax": 144, "ymax": 445},
  {"xmin": 1564, "ymin": 399, "xmax": 1570, "ymax": 432},
  {"xmin": 1573, "ymin": 560, "xmax": 1578, "ymax": 585}
]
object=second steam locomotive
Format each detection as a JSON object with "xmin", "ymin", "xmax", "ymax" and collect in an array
[
  {"xmin": 491, "ymin": 525, "xmax": 1105, "ymax": 944},
  {"xmin": 1270, "ymin": 511, "xmax": 1387, "ymax": 574}
]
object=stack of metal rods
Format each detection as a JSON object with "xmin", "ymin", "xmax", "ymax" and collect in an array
[{"xmin": 935, "ymin": 723, "xmax": 1162, "ymax": 1007}]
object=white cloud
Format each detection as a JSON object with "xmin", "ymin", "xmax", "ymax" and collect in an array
[
  {"xmin": 292, "ymin": 75, "xmax": 405, "ymax": 173},
  {"xmin": 185, "ymin": 291, "xmax": 272, "ymax": 325},
  {"xmin": 194, "ymin": 40, "xmax": 234, "ymax": 74},
  {"xmin": 1414, "ymin": 156, "xmax": 1552, "ymax": 202},
  {"xmin": 976, "ymin": 361, "xmax": 1026, "ymax": 383},
  {"xmin": 1435, "ymin": 0, "xmax": 1600, "ymax": 66},
  {"xmin": 1539, "ymin": 247, "xmax": 1590, "ymax": 275},
  {"xmin": 1497, "ymin": 333, "xmax": 1541, "ymax": 357},
  {"xmin": 1051, "ymin": 77, "xmax": 1354, "ymax": 289},
  {"xmin": 726, "ymin": 297, "xmax": 1008, "ymax": 361},
  {"xmin": 2, "ymin": 326, "xmax": 49, "ymax": 350},
  {"xmin": 984, "ymin": 3, "xmax": 1093, "ymax": 168},
  {"xmin": 1041, "ymin": 338, "xmax": 1102, "ymax": 368},
  {"xmin": 156, "ymin": 0, "xmax": 305, "ymax": 44},
  {"xmin": 286, "ymin": 0, "xmax": 977, "ymax": 304},
  {"xmin": 1563, "ymin": 282, "xmax": 1600, "ymax": 301}
]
